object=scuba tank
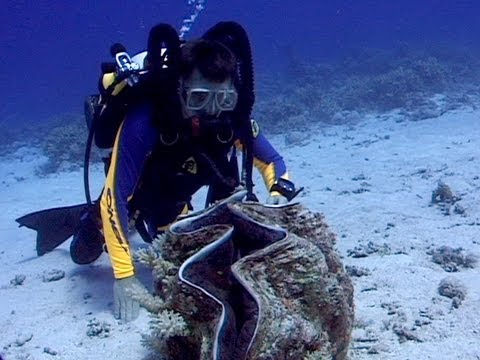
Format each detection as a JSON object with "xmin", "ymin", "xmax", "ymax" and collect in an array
[
  {"xmin": 83, "ymin": 24, "xmax": 181, "ymax": 205},
  {"xmin": 83, "ymin": 44, "xmax": 142, "ymax": 204}
]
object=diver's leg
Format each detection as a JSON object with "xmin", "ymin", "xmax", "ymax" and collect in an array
[{"xmin": 70, "ymin": 206, "xmax": 105, "ymax": 264}]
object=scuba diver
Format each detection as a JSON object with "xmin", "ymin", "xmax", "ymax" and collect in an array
[{"xmin": 16, "ymin": 21, "xmax": 302, "ymax": 322}]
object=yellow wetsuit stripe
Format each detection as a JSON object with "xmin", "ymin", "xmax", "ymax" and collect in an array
[
  {"xmin": 234, "ymin": 140, "xmax": 288, "ymax": 192},
  {"xmin": 100, "ymin": 122, "xmax": 135, "ymax": 279},
  {"xmin": 102, "ymin": 73, "xmax": 127, "ymax": 96},
  {"xmin": 253, "ymin": 158, "xmax": 289, "ymax": 193}
]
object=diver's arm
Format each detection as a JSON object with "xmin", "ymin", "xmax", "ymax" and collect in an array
[
  {"xmin": 100, "ymin": 104, "xmax": 158, "ymax": 279},
  {"xmin": 247, "ymin": 120, "xmax": 288, "ymax": 192},
  {"xmin": 250, "ymin": 126, "xmax": 303, "ymax": 203}
]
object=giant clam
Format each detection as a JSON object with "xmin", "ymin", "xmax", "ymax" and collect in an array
[{"xmin": 138, "ymin": 191, "xmax": 354, "ymax": 360}]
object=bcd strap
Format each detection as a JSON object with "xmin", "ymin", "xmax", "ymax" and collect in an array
[
  {"xmin": 83, "ymin": 95, "xmax": 103, "ymax": 205},
  {"xmin": 202, "ymin": 22, "xmax": 256, "ymax": 201}
]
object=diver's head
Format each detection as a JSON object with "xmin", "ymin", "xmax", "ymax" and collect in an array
[{"xmin": 179, "ymin": 39, "xmax": 238, "ymax": 119}]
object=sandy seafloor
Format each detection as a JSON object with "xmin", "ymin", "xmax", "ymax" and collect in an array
[{"xmin": 1, "ymin": 104, "xmax": 479, "ymax": 359}]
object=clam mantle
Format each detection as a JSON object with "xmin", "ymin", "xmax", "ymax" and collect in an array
[{"xmin": 138, "ymin": 192, "xmax": 354, "ymax": 360}]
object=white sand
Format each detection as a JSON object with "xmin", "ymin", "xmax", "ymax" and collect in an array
[{"xmin": 1, "ymin": 106, "xmax": 479, "ymax": 359}]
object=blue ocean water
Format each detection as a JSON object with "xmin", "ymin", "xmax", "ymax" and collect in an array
[{"xmin": 1, "ymin": 0, "xmax": 479, "ymax": 125}]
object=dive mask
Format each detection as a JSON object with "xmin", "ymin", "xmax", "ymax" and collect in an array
[{"xmin": 183, "ymin": 87, "xmax": 238, "ymax": 112}]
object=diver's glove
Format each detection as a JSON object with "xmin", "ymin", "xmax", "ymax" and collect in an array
[
  {"xmin": 268, "ymin": 178, "xmax": 304, "ymax": 204},
  {"xmin": 113, "ymin": 275, "xmax": 144, "ymax": 322},
  {"xmin": 266, "ymin": 194, "xmax": 289, "ymax": 205}
]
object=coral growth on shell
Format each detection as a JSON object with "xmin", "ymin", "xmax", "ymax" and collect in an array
[{"xmin": 136, "ymin": 192, "xmax": 354, "ymax": 359}]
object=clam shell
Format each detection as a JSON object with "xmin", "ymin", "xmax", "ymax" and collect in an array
[{"xmin": 144, "ymin": 192, "xmax": 354, "ymax": 359}]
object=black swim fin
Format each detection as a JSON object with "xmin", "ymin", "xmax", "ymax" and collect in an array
[{"xmin": 16, "ymin": 203, "xmax": 91, "ymax": 256}]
